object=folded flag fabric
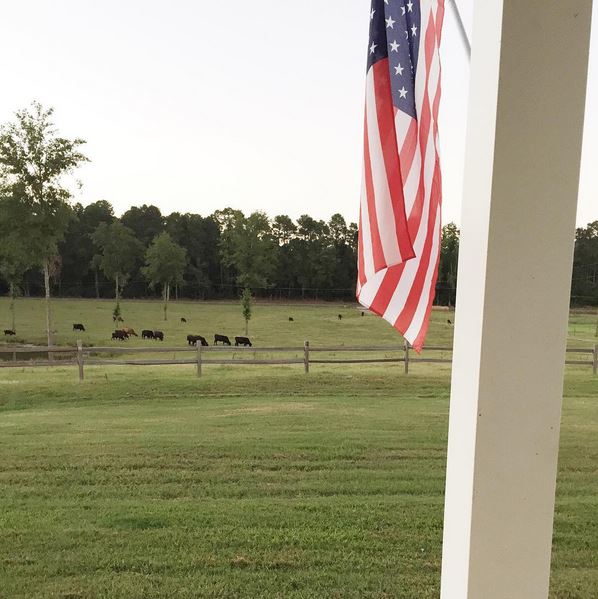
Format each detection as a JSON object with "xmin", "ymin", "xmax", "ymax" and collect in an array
[{"xmin": 357, "ymin": 0, "xmax": 445, "ymax": 352}]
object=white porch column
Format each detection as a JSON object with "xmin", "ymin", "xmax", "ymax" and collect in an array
[{"xmin": 440, "ymin": 2, "xmax": 593, "ymax": 598}]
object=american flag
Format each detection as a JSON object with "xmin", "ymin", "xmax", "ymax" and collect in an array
[{"xmin": 357, "ymin": 0, "xmax": 444, "ymax": 352}]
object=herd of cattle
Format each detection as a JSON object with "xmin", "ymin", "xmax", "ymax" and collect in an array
[
  {"xmin": 72, "ymin": 322, "xmax": 253, "ymax": 346},
  {"xmin": 3, "ymin": 312, "xmax": 362, "ymax": 344}
]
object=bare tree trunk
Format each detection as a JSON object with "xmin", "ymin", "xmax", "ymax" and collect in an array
[
  {"xmin": 43, "ymin": 260, "xmax": 53, "ymax": 356},
  {"xmin": 115, "ymin": 273, "xmax": 119, "ymax": 304},
  {"xmin": 163, "ymin": 283, "xmax": 169, "ymax": 321},
  {"xmin": 245, "ymin": 318, "xmax": 248, "ymax": 336},
  {"xmin": 9, "ymin": 282, "xmax": 16, "ymax": 332},
  {"xmin": 94, "ymin": 269, "xmax": 100, "ymax": 299}
]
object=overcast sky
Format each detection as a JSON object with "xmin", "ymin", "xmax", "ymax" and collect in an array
[{"xmin": 0, "ymin": 1, "xmax": 596, "ymax": 227}]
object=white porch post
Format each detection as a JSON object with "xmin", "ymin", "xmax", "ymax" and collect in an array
[{"xmin": 440, "ymin": 2, "xmax": 593, "ymax": 598}]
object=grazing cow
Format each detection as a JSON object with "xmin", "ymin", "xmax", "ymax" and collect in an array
[
  {"xmin": 122, "ymin": 327, "xmax": 138, "ymax": 336},
  {"xmin": 181, "ymin": 317, "xmax": 187, "ymax": 323},
  {"xmin": 3, "ymin": 329, "xmax": 16, "ymax": 336},
  {"xmin": 73, "ymin": 323, "xmax": 85, "ymax": 332},
  {"xmin": 235, "ymin": 336, "xmax": 252, "ymax": 347},
  {"xmin": 187, "ymin": 334, "xmax": 208, "ymax": 346},
  {"xmin": 142, "ymin": 329, "xmax": 154, "ymax": 340},
  {"xmin": 214, "ymin": 334, "xmax": 231, "ymax": 346},
  {"xmin": 288, "ymin": 317, "xmax": 294, "ymax": 322},
  {"xmin": 153, "ymin": 330, "xmax": 164, "ymax": 341},
  {"xmin": 447, "ymin": 319, "xmax": 452, "ymax": 325},
  {"xmin": 112, "ymin": 330, "xmax": 129, "ymax": 341},
  {"xmin": 338, "ymin": 314, "xmax": 343, "ymax": 320}
]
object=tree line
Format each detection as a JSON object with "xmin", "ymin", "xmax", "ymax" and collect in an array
[{"xmin": 0, "ymin": 103, "xmax": 596, "ymax": 343}]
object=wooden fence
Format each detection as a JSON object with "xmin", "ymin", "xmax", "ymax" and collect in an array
[{"xmin": 0, "ymin": 341, "xmax": 596, "ymax": 380}]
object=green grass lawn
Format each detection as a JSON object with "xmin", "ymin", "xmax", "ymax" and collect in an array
[
  {"xmin": 0, "ymin": 297, "xmax": 457, "ymax": 350},
  {"xmin": 0, "ymin": 297, "xmax": 595, "ymax": 351},
  {"xmin": 0, "ymin": 299, "xmax": 596, "ymax": 597}
]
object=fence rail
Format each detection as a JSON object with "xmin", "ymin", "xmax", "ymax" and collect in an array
[{"xmin": 0, "ymin": 341, "xmax": 596, "ymax": 380}]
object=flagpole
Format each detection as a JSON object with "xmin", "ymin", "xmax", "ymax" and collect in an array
[{"xmin": 450, "ymin": 0, "xmax": 471, "ymax": 59}]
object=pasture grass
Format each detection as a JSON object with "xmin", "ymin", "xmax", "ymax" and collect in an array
[
  {"xmin": 0, "ymin": 296, "xmax": 457, "ymax": 350},
  {"xmin": 0, "ymin": 299, "xmax": 596, "ymax": 596},
  {"xmin": 0, "ymin": 296, "xmax": 595, "ymax": 353},
  {"xmin": 0, "ymin": 363, "xmax": 596, "ymax": 598}
]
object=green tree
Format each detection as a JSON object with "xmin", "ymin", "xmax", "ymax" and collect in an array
[
  {"xmin": 142, "ymin": 232, "xmax": 187, "ymax": 321},
  {"xmin": 214, "ymin": 207, "xmax": 245, "ymax": 288},
  {"xmin": 271, "ymin": 215, "xmax": 298, "ymax": 297},
  {"xmin": 60, "ymin": 200, "xmax": 114, "ymax": 297},
  {"xmin": 572, "ymin": 221, "xmax": 598, "ymax": 306},
  {"xmin": 438, "ymin": 223, "xmax": 460, "ymax": 306},
  {"xmin": 0, "ymin": 192, "xmax": 35, "ymax": 331},
  {"xmin": 225, "ymin": 211, "xmax": 277, "ymax": 290},
  {"xmin": 0, "ymin": 102, "xmax": 88, "ymax": 345},
  {"xmin": 121, "ymin": 204, "xmax": 164, "ymax": 246},
  {"xmin": 292, "ymin": 215, "xmax": 332, "ymax": 299},
  {"xmin": 92, "ymin": 222, "xmax": 143, "ymax": 318},
  {"xmin": 240, "ymin": 286, "xmax": 252, "ymax": 336},
  {"xmin": 165, "ymin": 212, "xmax": 221, "ymax": 299},
  {"xmin": 272, "ymin": 215, "xmax": 297, "ymax": 245}
]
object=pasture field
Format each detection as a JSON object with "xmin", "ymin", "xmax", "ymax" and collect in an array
[
  {"xmin": 0, "ymin": 297, "xmax": 596, "ymax": 351},
  {"xmin": 0, "ymin": 299, "xmax": 596, "ymax": 597},
  {"xmin": 0, "ymin": 297, "xmax": 458, "ymax": 350}
]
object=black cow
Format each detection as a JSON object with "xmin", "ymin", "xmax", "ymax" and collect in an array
[
  {"xmin": 3, "ymin": 329, "xmax": 15, "ymax": 336},
  {"xmin": 338, "ymin": 314, "xmax": 343, "ymax": 320},
  {"xmin": 73, "ymin": 323, "xmax": 85, "ymax": 332},
  {"xmin": 153, "ymin": 330, "xmax": 164, "ymax": 341},
  {"xmin": 142, "ymin": 329, "xmax": 154, "ymax": 339},
  {"xmin": 181, "ymin": 317, "xmax": 187, "ymax": 323},
  {"xmin": 447, "ymin": 319, "xmax": 452, "ymax": 325},
  {"xmin": 112, "ymin": 330, "xmax": 128, "ymax": 341},
  {"xmin": 361, "ymin": 311, "xmax": 365, "ymax": 317},
  {"xmin": 288, "ymin": 317, "xmax": 294, "ymax": 322},
  {"xmin": 187, "ymin": 334, "xmax": 208, "ymax": 346},
  {"xmin": 235, "ymin": 336, "xmax": 252, "ymax": 347},
  {"xmin": 214, "ymin": 334, "xmax": 231, "ymax": 346}
]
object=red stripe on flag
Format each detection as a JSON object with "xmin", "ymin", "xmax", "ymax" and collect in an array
[
  {"xmin": 363, "ymin": 111, "xmax": 388, "ymax": 272},
  {"xmin": 357, "ymin": 0, "xmax": 445, "ymax": 352},
  {"xmin": 399, "ymin": 118, "xmax": 418, "ymax": 179},
  {"xmin": 411, "ymin": 166, "xmax": 443, "ymax": 351},
  {"xmin": 394, "ymin": 177, "xmax": 440, "ymax": 335},
  {"xmin": 393, "ymin": 15, "xmax": 442, "ymax": 336},
  {"xmin": 372, "ymin": 59, "xmax": 414, "ymax": 263},
  {"xmin": 357, "ymin": 208, "xmax": 367, "ymax": 288}
]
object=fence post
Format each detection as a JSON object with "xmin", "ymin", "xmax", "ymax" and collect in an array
[
  {"xmin": 593, "ymin": 344, "xmax": 597, "ymax": 376},
  {"xmin": 77, "ymin": 340, "xmax": 84, "ymax": 381},
  {"xmin": 304, "ymin": 340, "xmax": 310, "ymax": 374},
  {"xmin": 404, "ymin": 340, "xmax": 410, "ymax": 375},
  {"xmin": 196, "ymin": 343, "xmax": 203, "ymax": 377}
]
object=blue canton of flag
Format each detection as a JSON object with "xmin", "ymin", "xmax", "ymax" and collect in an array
[{"xmin": 367, "ymin": 0, "xmax": 421, "ymax": 119}]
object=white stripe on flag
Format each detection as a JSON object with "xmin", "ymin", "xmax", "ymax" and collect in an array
[
  {"xmin": 365, "ymin": 69, "xmax": 403, "ymax": 265},
  {"xmin": 403, "ymin": 203, "xmax": 441, "ymax": 342}
]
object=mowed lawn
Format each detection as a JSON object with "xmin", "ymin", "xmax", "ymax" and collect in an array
[{"xmin": 0, "ymin": 299, "xmax": 597, "ymax": 597}]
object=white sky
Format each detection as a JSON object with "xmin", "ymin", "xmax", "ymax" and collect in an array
[{"xmin": 0, "ymin": 1, "xmax": 596, "ymax": 227}]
